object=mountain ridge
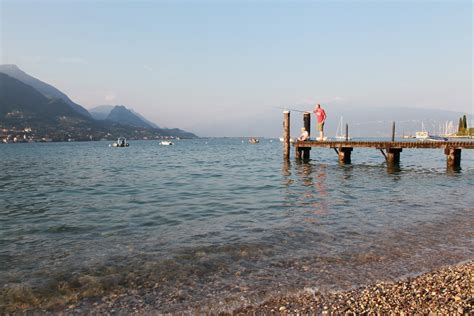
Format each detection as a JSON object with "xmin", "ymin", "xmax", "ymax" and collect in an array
[
  {"xmin": 106, "ymin": 105, "xmax": 154, "ymax": 129},
  {"xmin": 0, "ymin": 65, "xmax": 197, "ymax": 140},
  {"xmin": 0, "ymin": 64, "xmax": 91, "ymax": 118},
  {"xmin": 89, "ymin": 105, "xmax": 160, "ymax": 129},
  {"xmin": 0, "ymin": 73, "xmax": 88, "ymax": 122}
]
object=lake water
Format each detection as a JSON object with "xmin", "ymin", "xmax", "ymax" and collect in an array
[{"xmin": 1, "ymin": 139, "xmax": 473, "ymax": 312}]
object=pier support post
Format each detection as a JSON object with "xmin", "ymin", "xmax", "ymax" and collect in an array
[
  {"xmin": 302, "ymin": 112, "xmax": 311, "ymax": 159},
  {"xmin": 338, "ymin": 147, "xmax": 353, "ymax": 164},
  {"xmin": 445, "ymin": 148, "xmax": 461, "ymax": 168},
  {"xmin": 386, "ymin": 148, "xmax": 402, "ymax": 165},
  {"xmin": 295, "ymin": 146, "xmax": 302, "ymax": 159},
  {"xmin": 283, "ymin": 111, "xmax": 290, "ymax": 160}
]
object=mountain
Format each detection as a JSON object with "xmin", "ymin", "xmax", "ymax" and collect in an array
[
  {"xmin": 159, "ymin": 128, "xmax": 197, "ymax": 139},
  {"xmin": 130, "ymin": 109, "xmax": 159, "ymax": 129},
  {"xmin": 0, "ymin": 67, "xmax": 197, "ymax": 140},
  {"xmin": 106, "ymin": 105, "xmax": 154, "ymax": 128},
  {"xmin": 0, "ymin": 73, "xmax": 89, "ymax": 123},
  {"xmin": 90, "ymin": 105, "xmax": 159, "ymax": 129},
  {"xmin": 0, "ymin": 64, "xmax": 91, "ymax": 118},
  {"xmin": 89, "ymin": 105, "xmax": 115, "ymax": 120},
  {"xmin": 0, "ymin": 74, "xmax": 197, "ymax": 141}
]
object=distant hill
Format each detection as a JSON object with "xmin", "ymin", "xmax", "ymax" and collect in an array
[
  {"xmin": 0, "ymin": 73, "xmax": 89, "ymax": 123},
  {"xmin": 89, "ymin": 105, "xmax": 115, "ymax": 120},
  {"xmin": 130, "ymin": 109, "xmax": 159, "ymax": 129},
  {"xmin": 0, "ymin": 74, "xmax": 197, "ymax": 141},
  {"xmin": 106, "ymin": 105, "xmax": 154, "ymax": 128},
  {"xmin": 89, "ymin": 105, "xmax": 159, "ymax": 129},
  {"xmin": 0, "ymin": 66, "xmax": 197, "ymax": 140},
  {"xmin": 0, "ymin": 64, "xmax": 91, "ymax": 118},
  {"xmin": 0, "ymin": 65, "xmax": 91, "ymax": 117}
]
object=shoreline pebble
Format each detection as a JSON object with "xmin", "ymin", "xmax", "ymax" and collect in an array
[
  {"xmin": 234, "ymin": 260, "xmax": 473, "ymax": 314},
  {"xmin": 2, "ymin": 260, "xmax": 472, "ymax": 314}
]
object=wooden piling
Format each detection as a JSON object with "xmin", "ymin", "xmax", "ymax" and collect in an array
[
  {"xmin": 303, "ymin": 112, "xmax": 311, "ymax": 137},
  {"xmin": 445, "ymin": 148, "xmax": 461, "ymax": 168},
  {"xmin": 338, "ymin": 147, "xmax": 353, "ymax": 164},
  {"xmin": 302, "ymin": 112, "xmax": 311, "ymax": 159},
  {"xmin": 386, "ymin": 147, "xmax": 402, "ymax": 165},
  {"xmin": 283, "ymin": 111, "xmax": 290, "ymax": 160},
  {"xmin": 392, "ymin": 122, "xmax": 396, "ymax": 142},
  {"xmin": 295, "ymin": 147, "xmax": 303, "ymax": 159},
  {"xmin": 345, "ymin": 124, "xmax": 349, "ymax": 141}
]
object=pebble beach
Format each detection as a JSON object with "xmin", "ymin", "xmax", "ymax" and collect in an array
[
  {"xmin": 4, "ymin": 260, "xmax": 469, "ymax": 314},
  {"xmin": 236, "ymin": 260, "xmax": 474, "ymax": 315}
]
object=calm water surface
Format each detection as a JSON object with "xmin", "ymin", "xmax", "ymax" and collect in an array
[{"xmin": 1, "ymin": 139, "xmax": 473, "ymax": 312}]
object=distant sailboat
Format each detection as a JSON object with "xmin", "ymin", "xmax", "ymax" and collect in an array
[
  {"xmin": 335, "ymin": 117, "xmax": 351, "ymax": 140},
  {"xmin": 415, "ymin": 122, "xmax": 447, "ymax": 142}
]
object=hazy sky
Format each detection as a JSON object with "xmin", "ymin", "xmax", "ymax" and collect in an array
[{"xmin": 1, "ymin": 0, "xmax": 472, "ymax": 136}]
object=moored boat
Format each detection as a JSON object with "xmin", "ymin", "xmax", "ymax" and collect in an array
[
  {"xmin": 415, "ymin": 123, "xmax": 447, "ymax": 142},
  {"xmin": 110, "ymin": 137, "xmax": 129, "ymax": 147}
]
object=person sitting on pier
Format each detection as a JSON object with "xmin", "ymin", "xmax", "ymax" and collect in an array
[
  {"xmin": 313, "ymin": 103, "xmax": 327, "ymax": 141},
  {"xmin": 298, "ymin": 127, "xmax": 309, "ymax": 141}
]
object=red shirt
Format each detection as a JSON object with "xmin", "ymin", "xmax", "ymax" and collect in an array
[{"xmin": 314, "ymin": 108, "xmax": 326, "ymax": 123}]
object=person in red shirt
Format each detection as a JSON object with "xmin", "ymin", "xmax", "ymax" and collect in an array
[{"xmin": 313, "ymin": 103, "xmax": 327, "ymax": 140}]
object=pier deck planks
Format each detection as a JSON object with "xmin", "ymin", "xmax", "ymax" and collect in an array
[{"xmin": 294, "ymin": 140, "xmax": 474, "ymax": 150}]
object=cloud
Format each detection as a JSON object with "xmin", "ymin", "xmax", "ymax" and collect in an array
[
  {"xmin": 58, "ymin": 57, "xmax": 87, "ymax": 64},
  {"xmin": 105, "ymin": 92, "xmax": 116, "ymax": 102}
]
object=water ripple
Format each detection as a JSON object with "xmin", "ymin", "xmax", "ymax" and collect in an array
[{"xmin": 0, "ymin": 139, "xmax": 473, "ymax": 312}]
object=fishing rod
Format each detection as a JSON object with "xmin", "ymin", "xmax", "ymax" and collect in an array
[{"xmin": 271, "ymin": 106, "xmax": 312, "ymax": 113}]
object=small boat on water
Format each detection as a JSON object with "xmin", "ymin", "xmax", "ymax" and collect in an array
[
  {"xmin": 110, "ymin": 137, "xmax": 129, "ymax": 147},
  {"xmin": 249, "ymin": 138, "xmax": 260, "ymax": 144},
  {"xmin": 160, "ymin": 140, "xmax": 174, "ymax": 146},
  {"xmin": 279, "ymin": 137, "xmax": 295, "ymax": 143},
  {"xmin": 418, "ymin": 134, "xmax": 448, "ymax": 142},
  {"xmin": 415, "ymin": 123, "xmax": 447, "ymax": 142}
]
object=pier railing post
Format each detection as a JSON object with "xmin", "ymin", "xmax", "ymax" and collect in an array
[
  {"xmin": 303, "ymin": 112, "xmax": 311, "ymax": 138},
  {"xmin": 392, "ymin": 122, "xmax": 396, "ymax": 142},
  {"xmin": 283, "ymin": 111, "xmax": 290, "ymax": 160},
  {"xmin": 302, "ymin": 112, "xmax": 311, "ymax": 159},
  {"xmin": 345, "ymin": 123, "xmax": 349, "ymax": 141}
]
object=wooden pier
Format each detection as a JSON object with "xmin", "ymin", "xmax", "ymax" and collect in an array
[{"xmin": 282, "ymin": 111, "xmax": 474, "ymax": 168}]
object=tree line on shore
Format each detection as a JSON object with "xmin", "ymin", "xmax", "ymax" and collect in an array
[{"xmin": 457, "ymin": 115, "xmax": 473, "ymax": 136}]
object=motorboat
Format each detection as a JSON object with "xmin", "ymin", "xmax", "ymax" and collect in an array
[
  {"xmin": 424, "ymin": 135, "xmax": 448, "ymax": 142},
  {"xmin": 160, "ymin": 140, "xmax": 174, "ymax": 145},
  {"xmin": 249, "ymin": 138, "xmax": 260, "ymax": 144},
  {"xmin": 110, "ymin": 137, "xmax": 129, "ymax": 147},
  {"xmin": 415, "ymin": 123, "xmax": 447, "ymax": 142},
  {"xmin": 279, "ymin": 137, "xmax": 295, "ymax": 143}
]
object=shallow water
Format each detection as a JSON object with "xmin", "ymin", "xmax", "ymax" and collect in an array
[{"xmin": 0, "ymin": 139, "xmax": 473, "ymax": 312}]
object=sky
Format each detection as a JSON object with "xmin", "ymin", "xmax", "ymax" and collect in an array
[{"xmin": 1, "ymin": 0, "xmax": 472, "ymax": 136}]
